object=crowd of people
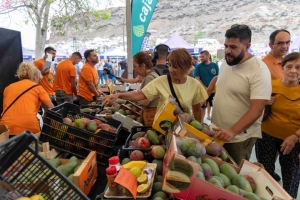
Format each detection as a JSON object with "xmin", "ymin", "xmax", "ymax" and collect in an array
[{"xmin": 0, "ymin": 24, "xmax": 299, "ymax": 198}]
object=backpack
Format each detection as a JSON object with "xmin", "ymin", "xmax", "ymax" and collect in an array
[{"xmin": 153, "ymin": 64, "xmax": 169, "ymax": 76}]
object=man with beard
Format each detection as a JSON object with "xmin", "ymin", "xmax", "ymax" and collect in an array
[
  {"xmin": 77, "ymin": 49, "xmax": 101, "ymax": 105},
  {"xmin": 263, "ymin": 29, "xmax": 291, "ymax": 80},
  {"xmin": 211, "ymin": 25, "xmax": 272, "ymax": 165}
]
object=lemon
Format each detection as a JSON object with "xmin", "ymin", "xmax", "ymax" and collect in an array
[
  {"xmin": 137, "ymin": 174, "xmax": 148, "ymax": 184},
  {"xmin": 137, "ymin": 183, "xmax": 149, "ymax": 193},
  {"xmin": 130, "ymin": 167, "xmax": 142, "ymax": 178}
]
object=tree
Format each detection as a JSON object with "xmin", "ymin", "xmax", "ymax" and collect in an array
[
  {"xmin": 0, "ymin": 0, "xmax": 112, "ymax": 58},
  {"xmin": 194, "ymin": 31, "xmax": 205, "ymax": 45}
]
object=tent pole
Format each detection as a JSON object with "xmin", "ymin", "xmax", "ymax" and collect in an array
[{"xmin": 126, "ymin": 0, "xmax": 133, "ymax": 79}]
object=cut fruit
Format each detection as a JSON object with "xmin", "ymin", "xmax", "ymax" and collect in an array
[
  {"xmin": 130, "ymin": 167, "xmax": 142, "ymax": 178},
  {"xmin": 137, "ymin": 174, "xmax": 148, "ymax": 184},
  {"xmin": 137, "ymin": 183, "xmax": 149, "ymax": 193}
]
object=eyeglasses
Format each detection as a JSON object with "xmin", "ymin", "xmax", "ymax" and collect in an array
[
  {"xmin": 231, "ymin": 24, "xmax": 252, "ymax": 37},
  {"xmin": 274, "ymin": 41, "xmax": 292, "ymax": 46}
]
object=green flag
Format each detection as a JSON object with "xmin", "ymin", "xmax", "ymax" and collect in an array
[{"xmin": 131, "ymin": 0, "xmax": 158, "ymax": 55}]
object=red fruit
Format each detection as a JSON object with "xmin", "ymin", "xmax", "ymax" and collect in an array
[
  {"xmin": 93, "ymin": 119, "xmax": 102, "ymax": 126},
  {"xmin": 137, "ymin": 137, "xmax": 151, "ymax": 148},
  {"xmin": 63, "ymin": 117, "xmax": 72, "ymax": 125},
  {"xmin": 129, "ymin": 150, "xmax": 144, "ymax": 160},
  {"xmin": 98, "ymin": 123, "xmax": 110, "ymax": 131}
]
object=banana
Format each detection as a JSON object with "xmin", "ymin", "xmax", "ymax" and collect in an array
[{"xmin": 122, "ymin": 161, "xmax": 147, "ymax": 170}]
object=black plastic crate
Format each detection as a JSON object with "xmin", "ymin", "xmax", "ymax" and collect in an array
[
  {"xmin": 0, "ymin": 131, "xmax": 89, "ymax": 200},
  {"xmin": 123, "ymin": 126, "xmax": 152, "ymax": 151},
  {"xmin": 40, "ymin": 102, "xmax": 123, "ymax": 165}
]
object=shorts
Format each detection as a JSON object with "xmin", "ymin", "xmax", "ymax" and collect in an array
[
  {"xmin": 77, "ymin": 95, "xmax": 92, "ymax": 105},
  {"xmin": 201, "ymin": 92, "xmax": 214, "ymax": 108},
  {"xmin": 55, "ymin": 90, "xmax": 74, "ymax": 105}
]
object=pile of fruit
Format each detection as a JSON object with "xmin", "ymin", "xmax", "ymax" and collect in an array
[
  {"xmin": 63, "ymin": 117, "xmax": 116, "ymax": 134},
  {"xmin": 120, "ymin": 161, "xmax": 171, "ymax": 200},
  {"xmin": 48, "ymin": 156, "xmax": 82, "ymax": 183}
]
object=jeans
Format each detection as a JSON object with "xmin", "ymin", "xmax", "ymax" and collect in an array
[
  {"xmin": 98, "ymin": 70, "xmax": 104, "ymax": 84},
  {"xmin": 119, "ymin": 69, "xmax": 125, "ymax": 77}
]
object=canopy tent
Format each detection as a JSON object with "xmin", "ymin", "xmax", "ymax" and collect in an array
[
  {"xmin": 22, "ymin": 47, "xmax": 33, "ymax": 60},
  {"xmin": 163, "ymin": 33, "xmax": 202, "ymax": 54},
  {"xmin": 54, "ymin": 48, "xmax": 69, "ymax": 59},
  {"xmin": 79, "ymin": 47, "xmax": 88, "ymax": 56},
  {"xmin": 100, "ymin": 48, "xmax": 127, "ymax": 59}
]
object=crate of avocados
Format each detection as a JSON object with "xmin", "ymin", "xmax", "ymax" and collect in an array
[
  {"xmin": 0, "ymin": 131, "xmax": 89, "ymax": 200},
  {"xmin": 40, "ymin": 102, "xmax": 123, "ymax": 165}
]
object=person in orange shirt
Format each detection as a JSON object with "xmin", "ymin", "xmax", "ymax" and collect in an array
[
  {"xmin": 263, "ymin": 29, "xmax": 291, "ymax": 80},
  {"xmin": 77, "ymin": 49, "xmax": 100, "ymax": 105},
  {"xmin": 34, "ymin": 46, "xmax": 56, "ymax": 102},
  {"xmin": 261, "ymin": 29, "xmax": 291, "ymax": 182},
  {"xmin": 0, "ymin": 62, "xmax": 54, "ymax": 136},
  {"xmin": 53, "ymin": 52, "xmax": 82, "ymax": 105}
]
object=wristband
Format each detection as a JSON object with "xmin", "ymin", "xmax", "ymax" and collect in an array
[{"xmin": 294, "ymin": 132, "xmax": 300, "ymax": 139}]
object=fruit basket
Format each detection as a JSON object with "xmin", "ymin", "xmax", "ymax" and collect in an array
[
  {"xmin": 0, "ymin": 131, "xmax": 89, "ymax": 200},
  {"xmin": 40, "ymin": 102, "xmax": 123, "ymax": 165}
]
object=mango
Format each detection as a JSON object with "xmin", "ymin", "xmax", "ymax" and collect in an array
[
  {"xmin": 68, "ymin": 156, "xmax": 79, "ymax": 164},
  {"xmin": 152, "ymin": 159, "xmax": 162, "ymax": 175},
  {"xmin": 147, "ymin": 130, "xmax": 160, "ymax": 145},
  {"xmin": 212, "ymin": 176, "xmax": 224, "ymax": 187},
  {"xmin": 72, "ymin": 119, "xmax": 85, "ymax": 129},
  {"xmin": 226, "ymin": 185, "xmax": 241, "ymax": 195},
  {"xmin": 219, "ymin": 150, "xmax": 228, "ymax": 161},
  {"xmin": 117, "ymin": 109, "xmax": 126, "ymax": 115},
  {"xmin": 180, "ymin": 138, "xmax": 206, "ymax": 157},
  {"xmin": 231, "ymin": 174, "xmax": 253, "ymax": 192},
  {"xmin": 176, "ymin": 113, "xmax": 193, "ymax": 123},
  {"xmin": 151, "ymin": 146, "xmax": 165, "ymax": 159},
  {"xmin": 219, "ymin": 163, "xmax": 237, "ymax": 180},
  {"xmin": 107, "ymin": 107, "xmax": 117, "ymax": 113},
  {"xmin": 152, "ymin": 182, "xmax": 163, "ymax": 195},
  {"xmin": 63, "ymin": 117, "xmax": 72, "ymax": 125},
  {"xmin": 244, "ymin": 175, "xmax": 256, "ymax": 192},
  {"xmin": 196, "ymin": 157, "xmax": 202, "ymax": 165},
  {"xmin": 186, "ymin": 156, "xmax": 197, "ymax": 163},
  {"xmin": 86, "ymin": 120, "xmax": 97, "ymax": 132},
  {"xmin": 200, "ymin": 163, "xmax": 213, "ymax": 180},
  {"xmin": 203, "ymin": 158, "xmax": 220, "ymax": 175},
  {"xmin": 205, "ymin": 141, "xmax": 222, "ymax": 157},
  {"xmin": 196, "ymin": 171, "xmax": 205, "ymax": 180},
  {"xmin": 243, "ymin": 192, "xmax": 261, "ymax": 200},
  {"xmin": 189, "ymin": 119, "xmax": 202, "ymax": 131},
  {"xmin": 48, "ymin": 158, "xmax": 60, "ymax": 168},
  {"xmin": 132, "ymin": 132, "xmax": 146, "ymax": 140},
  {"xmin": 154, "ymin": 175, "xmax": 162, "ymax": 182},
  {"xmin": 173, "ymin": 106, "xmax": 183, "ymax": 115},
  {"xmin": 121, "ymin": 157, "xmax": 131, "ymax": 165},
  {"xmin": 208, "ymin": 177, "xmax": 223, "ymax": 188},
  {"xmin": 152, "ymin": 191, "xmax": 168, "ymax": 200},
  {"xmin": 80, "ymin": 108, "xmax": 92, "ymax": 113},
  {"xmin": 125, "ymin": 110, "xmax": 131, "ymax": 115},
  {"xmin": 215, "ymin": 173, "xmax": 232, "ymax": 188}
]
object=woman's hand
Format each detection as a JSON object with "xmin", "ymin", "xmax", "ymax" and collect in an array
[
  {"xmin": 102, "ymin": 93, "xmax": 120, "ymax": 105},
  {"xmin": 266, "ymin": 96, "xmax": 275, "ymax": 105},
  {"xmin": 280, "ymin": 134, "xmax": 298, "ymax": 155}
]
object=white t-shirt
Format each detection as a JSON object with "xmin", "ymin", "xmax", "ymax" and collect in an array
[
  {"xmin": 97, "ymin": 61, "xmax": 104, "ymax": 70},
  {"xmin": 212, "ymin": 56, "xmax": 271, "ymax": 143}
]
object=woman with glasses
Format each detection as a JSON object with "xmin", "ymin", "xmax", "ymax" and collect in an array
[
  {"xmin": 255, "ymin": 52, "xmax": 300, "ymax": 198},
  {"xmin": 0, "ymin": 62, "xmax": 54, "ymax": 136},
  {"xmin": 102, "ymin": 48, "xmax": 208, "ymax": 124}
]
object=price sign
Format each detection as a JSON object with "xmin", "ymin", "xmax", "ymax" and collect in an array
[{"xmin": 114, "ymin": 168, "xmax": 138, "ymax": 199}]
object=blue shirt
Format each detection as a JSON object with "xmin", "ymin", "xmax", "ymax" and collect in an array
[{"xmin": 194, "ymin": 62, "xmax": 219, "ymax": 87}]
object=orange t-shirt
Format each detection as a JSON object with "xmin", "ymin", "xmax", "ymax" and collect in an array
[
  {"xmin": 34, "ymin": 58, "xmax": 55, "ymax": 95},
  {"xmin": 77, "ymin": 63, "xmax": 98, "ymax": 101},
  {"xmin": 262, "ymin": 52, "xmax": 284, "ymax": 80},
  {"xmin": 0, "ymin": 79, "xmax": 50, "ymax": 135},
  {"xmin": 53, "ymin": 59, "xmax": 76, "ymax": 94}
]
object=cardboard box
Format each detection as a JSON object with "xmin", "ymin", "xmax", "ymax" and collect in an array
[
  {"xmin": 39, "ymin": 142, "xmax": 60, "ymax": 160},
  {"xmin": 113, "ymin": 112, "xmax": 143, "ymax": 131},
  {"xmin": 162, "ymin": 134, "xmax": 293, "ymax": 200},
  {"xmin": 0, "ymin": 123, "xmax": 9, "ymax": 143},
  {"xmin": 152, "ymin": 97, "xmax": 177, "ymax": 134},
  {"xmin": 59, "ymin": 151, "xmax": 98, "ymax": 195}
]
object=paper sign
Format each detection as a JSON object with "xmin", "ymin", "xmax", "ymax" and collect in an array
[
  {"xmin": 114, "ymin": 167, "xmax": 137, "ymax": 199},
  {"xmin": 43, "ymin": 53, "xmax": 52, "ymax": 70}
]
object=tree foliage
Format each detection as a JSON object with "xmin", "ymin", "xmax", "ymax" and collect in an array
[{"xmin": 0, "ymin": 0, "xmax": 112, "ymax": 58}]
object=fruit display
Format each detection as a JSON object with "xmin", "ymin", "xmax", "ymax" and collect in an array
[
  {"xmin": 16, "ymin": 194, "xmax": 48, "ymax": 200},
  {"xmin": 63, "ymin": 117, "xmax": 117, "ymax": 134}
]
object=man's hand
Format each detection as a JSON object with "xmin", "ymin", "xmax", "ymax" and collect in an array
[
  {"xmin": 280, "ymin": 134, "xmax": 298, "ymax": 155},
  {"xmin": 41, "ymin": 68, "xmax": 50, "ymax": 76},
  {"xmin": 102, "ymin": 93, "xmax": 120, "ymax": 106},
  {"xmin": 212, "ymin": 127, "xmax": 236, "ymax": 142},
  {"xmin": 266, "ymin": 96, "xmax": 275, "ymax": 105}
]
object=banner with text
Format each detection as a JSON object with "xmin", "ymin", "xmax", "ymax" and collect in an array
[{"xmin": 131, "ymin": 0, "xmax": 157, "ymax": 55}]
